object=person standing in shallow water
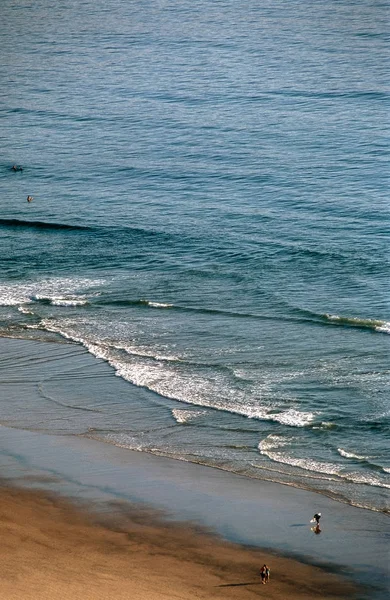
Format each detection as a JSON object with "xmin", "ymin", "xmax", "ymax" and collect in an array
[{"xmin": 313, "ymin": 512, "xmax": 321, "ymax": 524}]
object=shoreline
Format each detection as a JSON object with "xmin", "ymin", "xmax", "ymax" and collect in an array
[
  {"xmin": 0, "ymin": 336, "xmax": 389, "ymax": 598},
  {"xmin": 0, "ymin": 482, "xmax": 362, "ymax": 600},
  {"xmin": 1, "ymin": 333, "xmax": 387, "ymax": 516},
  {"xmin": 0, "ymin": 425, "xmax": 388, "ymax": 599}
]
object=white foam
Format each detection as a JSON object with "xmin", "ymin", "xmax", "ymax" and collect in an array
[
  {"xmin": 172, "ymin": 409, "xmax": 206, "ymax": 424},
  {"xmin": 259, "ymin": 436, "xmax": 341, "ymax": 475},
  {"xmin": 29, "ymin": 320, "xmax": 321, "ymax": 433},
  {"xmin": 99, "ymin": 433, "xmax": 146, "ymax": 452},
  {"xmin": 251, "ymin": 461, "xmax": 342, "ymax": 483},
  {"xmin": 259, "ymin": 434, "xmax": 292, "ymax": 452},
  {"xmin": 25, "ymin": 319, "xmax": 319, "ymax": 430},
  {"xmin": 0, "ymin": 277, "xmax": 103, "ymax": 307},
  {"xmin": 260, "ymin": 449, "xmax": 342, "ymax": 476},
  {"xmin": 0, "ymin": 293, "xmax": 32, "ymax": 306},
  {"xmin": 146, "ymin": 301, "xmax": 173, "ymax": 309},
  {"xmin": 18, "ymin": 306, "xmax": 35, "ymax": 315},
  {"xmin": 312, "ymin": 421, "xmax": 335, "ymax": 430},
  {"xmin": 340, "ymin": 471, "xmax": 390, "ymax": 490},
  {"xmin": 376, "ymin": 322, "xmax": 390, "ymax": 334},
  {"xmin": 325, "ymin": 313, "xmax": 390, "ymax": 334},
  {"xmin": 270, "ymin": 408, "xmax": 316, "ymax": 427},
  {"xmin": 326, "ymin": 314, "xmax": 344, "ymax": 321},
  {"xmin": 259, "ymin": 438, "xmax": 390, "ymax": 490},
  {"xmin": 338, "ymin": 448, "xmax": 370, "ymax": 461},
  {"xmin": 37, "ymin": 324, "xmax": 274, "ymax": 422},
  {"xmin": 111, "ymin": 342, "xmax": 181, "ymax": 362},
  {"xmin": 49, "ymin": 296, "xmax": 89, "ymax": 306}
]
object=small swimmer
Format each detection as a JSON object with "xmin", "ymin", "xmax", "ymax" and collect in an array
[
  {"xmin": 27, "ymin": 195, "xmax": 33, "ymax": 203},
  {"xmin": 12, "ymin": 165, "xmax": 23, "ymax": 171}
]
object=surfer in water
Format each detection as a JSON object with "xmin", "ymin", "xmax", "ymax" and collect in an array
[
  {"xmin": 11, "ymin": 165, "xmax": 23, "ymax": 171},
  {"xmin": 27, "ymin": 195, "xmax": 33, "ymax": 203}
]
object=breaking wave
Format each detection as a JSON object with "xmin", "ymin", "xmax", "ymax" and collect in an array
[
  {"xmin": 141, "ymin": 300, "xmax": 173, "ymax": 309},
  {"xmin": 94, "ymin": 298, "xmax": 390, "ymax": 335},
  {"xmin": 322, "ymin": 314, "xmax": 390, "ymax": 334},
  {"xmin": 29, "ymin": 317, "xmax": 317, "ymax": 430},
  {"xmin": 17, "ymin": 306, "xmax": 35, "ymax": 315},
  {"xmin": 259, "ymin": 436, "xmax": 390, "ymax": 490},
  {"xmin": 0, "ymin": 277, "xmax": 103, "ymax": 307},
  {"xmin": 337, "ymin": 448, "xmax": 370, "ymax": 461}
]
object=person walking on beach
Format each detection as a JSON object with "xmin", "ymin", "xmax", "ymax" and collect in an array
[
  {"xmin": 265, "ymin": 564, "xmax": 270, "ymax": 583},
  {"xmin": 260, "ymin": 564, "xmax": 267, "ymax": 584},
  {"xmin": 260, "ymin": 564, "xmax": 270, "ymax": 584}
]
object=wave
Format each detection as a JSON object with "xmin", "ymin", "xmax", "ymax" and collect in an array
[
  {"xmin": 35, "ymin": 295, "xmax": 89, "ymax": 307},
  {"xmin": 29, "ymin": 317, "xmax": 316, "ymax": 429},
  {"xmin": 259, "ymin": 436, "xmax": 390, "ymax": 490},
  {"xmin": 337, "ymin": 448, "xmax": 370, "ymax": 461},
  {"xmin": 171, "ymin": 409, "xmax": 207, "ymax": 424},
  {"xmin": 138, "ymin": 300, "xmax": 173, "ymax": 309},
  {"xmin": 17, "ymin": 306, "xmax": 35, "ymax": 315},
  {"xmin": 0, "ymin": 219, "xmax": 170, "ymax": 242},
  {"xmin": 338, "ymin": 448, "xmax": 390, "ymax": 474},
  {"xmin": 312, "ymin": 421, "xmax": 337, "ymax": 430},
  {"xmin": 289, "ymin": 306, "xmax": 390, "ymax": 334},
  {"xmin": 0, "ymin": 218, "xmax": 91, "ymax": 231},
  {"xmin": 322, "ymin": 314, "xmax": 390, "ymax": 334},
  {"xmin": 95, "ymin": 297, "xmax": 390, "ymax": 335},
  {"xmin": 270, "ymin": 409, "xmax": 316, "ymax": 427},
  {"xmin": 0, "ymin": 277, "xmax": 103, "ymax": 307},
  {"xmin": 147, "ymin": 301, "xmax": 173, "ymax": 309},
  {"xmin": 94, "ymin": 298, "xmax": 275, "ymax": 318}
]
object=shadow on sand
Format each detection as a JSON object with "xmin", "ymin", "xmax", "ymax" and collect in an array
[{"xmin": 217, "ymin": 581, "xmax": 259, "ymax": 588}]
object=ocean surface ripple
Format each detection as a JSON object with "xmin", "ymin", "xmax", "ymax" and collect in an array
[{"xmin": 0, "ymin": 0, "xmax": 389, "ymax": 513}]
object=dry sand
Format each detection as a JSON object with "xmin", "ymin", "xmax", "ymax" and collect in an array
[{"xmin": 0, "ymin": 484, "xmax": 359, "ymax": 600}]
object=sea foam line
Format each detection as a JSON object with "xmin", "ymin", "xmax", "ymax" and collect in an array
[
  {"xmin": 36, "ymin": 318, "xmax": 316, "ymax": 429},
  {"xmin": 0, "ymin": 277, "xmax": 104, "ymax": 307},
  {"xmin": 259, "ymin": 438, "xmax": 390, "ymax": 490}
]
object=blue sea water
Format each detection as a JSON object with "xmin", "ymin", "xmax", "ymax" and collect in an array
[{"xmin": 0, "ymin": 0, "xmax": 389, "ymax": 512}]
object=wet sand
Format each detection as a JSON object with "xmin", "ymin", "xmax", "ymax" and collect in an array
[{"xmin": 0, "ymin": 483, "xmax": 360, "ymax": 600}]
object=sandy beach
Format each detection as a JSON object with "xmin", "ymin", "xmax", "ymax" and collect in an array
[
  {"xmin": 0, "ymin": 483, "xmax": 361, "ymax": 600},
  {"xmin": 0, "ymin": 338, "xmax": 388, "ymax": 599}
]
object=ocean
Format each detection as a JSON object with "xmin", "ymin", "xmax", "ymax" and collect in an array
[{"xmin": 1, "ymin": 0, "xmax": 389, "ymax": 513}]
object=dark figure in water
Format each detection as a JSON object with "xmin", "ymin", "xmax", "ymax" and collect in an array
[
  {"xmin": 11, "ymin": 165, "xmax": 23, "ymax": 171},
  {"xmin": 27, "ymin": 195, "xmax": 33, "ymax": 203},
  {"xmin": 313, "ymin": 512, "xmax": 321, "ymax": 524}
]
